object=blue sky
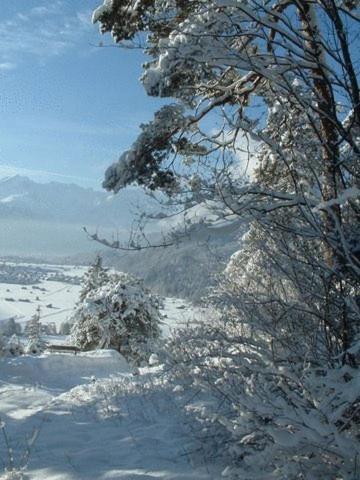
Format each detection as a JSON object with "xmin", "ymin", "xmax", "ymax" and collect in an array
[{"xmin": 0, "ymin": 0, "xmax": 162, "ymax": 189}]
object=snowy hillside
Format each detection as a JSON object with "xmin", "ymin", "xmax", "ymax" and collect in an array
[
  {"xmin": 0, "ymin": 262, "xmax": 218, "ymax": 479},
  {"xmin": 0, "ymin": 263, "xmax": 85, "ymax": 328},
  {"xmin": 0, "ymin": 262, "xmax": 208, "ymax": 333},
  {"xmin": 0, "ymin": 349, "xmax": 220, "ymax": 480}
]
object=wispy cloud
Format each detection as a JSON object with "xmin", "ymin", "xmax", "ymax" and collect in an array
[
  {"xmin": 0, "ymin": 62, "xmax": 16, "ymax": 71},
  {"xmin": 0, "ymin": 2, "xmax": 95, "ymax": 67},
  {"xmin": 3, "ymin": 115, "xmax": 137, "ymax": 139}
]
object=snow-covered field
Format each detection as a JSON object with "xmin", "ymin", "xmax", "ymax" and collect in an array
[
  {"xmin": 0, "ymin": 263, "xmax": 85, "ymax": 329},
  {"xmin": 0, "ymin": 263, "xmax": 207, "ymax": 333},
  {"xmin": 0, "ymin": 263, "xmax": 218, "ymax": 479},
  {"xmin": 0, "ymin": 349, "xmax": 219, "ymax": 480}
]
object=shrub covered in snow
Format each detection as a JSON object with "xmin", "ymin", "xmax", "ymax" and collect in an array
[
  {"xmin": 0, "ymin": 318, "xmax": 22, "ymax": 337},
  {"xmin": 70, "ymin": 273, "xmax": 162, "ymax": 363},
  {"xmin": 165, "ymin": 323, "xmax": 360, "ymax": 480},
  {"xmin": 6, "ymin": 335, "xmax": 24, "ymax": 357},
  {"xmin": 24, "ymin": 308, "xmax": 47, "ymax": 355}
]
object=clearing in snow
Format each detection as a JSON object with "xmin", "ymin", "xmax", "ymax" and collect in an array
[{"xmin": 0, "ymin": 349, "xmax": 217, "ymax": 479}]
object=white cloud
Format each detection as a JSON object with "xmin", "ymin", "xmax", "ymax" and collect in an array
[
  {"xmin": 0, "ymin": 3, "xmax": 94, "ymax": 64},
  {"xmin": 0, "ymin": 62, "xmax": 16, "ymax": 71}
]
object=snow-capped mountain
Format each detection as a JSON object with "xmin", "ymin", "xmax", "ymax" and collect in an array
[
  {"xmin": 0, "ymin": 175, "xmax": 139, "ymax": 227},
  {"xmin": 0, "ymin": 175, "xmax": 147, "ymax": 257},
  {"xmin": 0, "ymin": 176, "xmax": 240, "ymax": 268}
]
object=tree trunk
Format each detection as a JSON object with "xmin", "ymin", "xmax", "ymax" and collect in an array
[{"xmin": 297, "ymin": 1, "xmax": 351, "ymax": 354}]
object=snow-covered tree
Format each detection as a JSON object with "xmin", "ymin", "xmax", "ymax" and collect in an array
[
  {"xmin": 0, "ymin": 318, "xmax": 22, "ymax": 337},
  {"xmin": 25, "ymin": 307, "xmax": 47, "ymax": 355},
  {"xmin": 91, "ymin": 2, "xmax": 359, "ymax": 476},
  {"xmin": 70, "ymin": 273, "xmax": 162, "ymax": 363},
  {"xmin": 78, "ymin": 255, "xmax": 109, "ymax": 303},
  {"xmin": 6, "ymin": 334, "xmax": 24, "ymax": 357},
  {"xmin": 59, "ymin": 321, "xmax": 72, "ymax": 336},
  {"xmin": 92, "ymin": 0, "xmax": 359, "ymax": 353}
]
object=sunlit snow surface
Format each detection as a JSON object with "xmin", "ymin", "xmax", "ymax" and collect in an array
[
  {"xmin": 0, "ymin": 265, "xmax": 218, "ymax": 479},
  {"xmin": 0, "ymin": 263, "xmax": 85, "ymax": 328}
]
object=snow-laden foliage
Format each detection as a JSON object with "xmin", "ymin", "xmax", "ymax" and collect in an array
[
  {"xmin": 6, "ymin": 335, "xmax": 24, "ymax": 357},
  {"xmin": 93, "ymin": 0, "xmax": 359, "ymax": 208},
  {"xmin": 71, "ymin": 273, "xmax": 162, "ymax": 363},
  {"xmin": 91, "ymin": 1, "xmax": 359, "ymax": 476},
  {"xmin": 24, "ymin": 308, "xmax": 47, "ymax": 355},
  {"xmin": 0, "ymin": 318, "xmax": 22, "ymax": 338},
  {"xmin": 78, "ymin": 255, "xmax": 109, "ymax": 303},
  {"xmin": 210, "ymin": 86, "xmax": 360, "ymax": 365},
  {"xmin": 103, "ymin": 105, "xmax": 186, "ymax": 194},
  {"xmin": 165, "ymin": 323, "xmax": 360, "ymax": 480}
]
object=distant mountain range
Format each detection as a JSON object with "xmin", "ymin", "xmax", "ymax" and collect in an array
[
  {"xmin": 0, "ymin": 175, "xmax": 141, "ymax": 227},
  {"xmin": 0, "ymin": 175, "xmax": 148, "ymax": 257},
  {"xmin": 0, "ymin": 176, "xmax": 242, "ymax": 300}
]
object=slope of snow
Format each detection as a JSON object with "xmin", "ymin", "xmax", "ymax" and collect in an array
[
  {"xmin": 0, "ymin": 263, "xmax": 220, "ymax": 478},
  {"xmin": 161, "ymin": 298, "xmax": 215, "ymax": 337},
  {"xmin": 0, "ymin": 350, "xmax": 218, "ymax": 479},
  {"xmin": 0, "ymin": 264, "xmax": 86, "ymax": 328}
]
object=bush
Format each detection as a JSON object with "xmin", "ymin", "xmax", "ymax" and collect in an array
[
  {"xmin": 6, "ymin": 335, "xmax": 24, "ymax": 357},
  {"xmin": 70, "ymin": 273, "xmax": 162, "ymax": 363},
  {"xmin": 165, "ymin": 323, "xmax": 360, "ymax": 480},
  {"xmin": 0, "ymin": 318, "xmax": 22, "ymax": 337}
]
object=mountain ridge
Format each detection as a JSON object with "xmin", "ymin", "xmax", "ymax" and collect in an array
[{"xmin": 0, "ymin": 175, "xmax": 141, "ymax": 227}]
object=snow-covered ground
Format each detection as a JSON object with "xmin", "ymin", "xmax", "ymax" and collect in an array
[
  {"xmin": 0, "ymin": 263, "xmax": 86, "ymax": 329},
  {"xmin": 0, "ymin": 264, "xmax": 208, "ymax": 333},
  {"xmin": 0, "ymin": 263, "xmax": 219, "ymax": 479},
  {"xmin": 0, "ymin": 349, "xmax": 218, "ymax": 479},
  {"xmin": 161, "ymin": 298, "xmax": 213, "ymax": 337}
]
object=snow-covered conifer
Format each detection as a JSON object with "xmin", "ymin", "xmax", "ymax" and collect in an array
[
  {"xmin": 6, "ymin": 334, "xmax": 24, "ymax": 356},
  {"xmin": 25, "ymin": 307, "xmax": 47, "ymax": 355},
  {"xmin": 59, "ymin": 321, "xmax": 72, "ymax": 336},
  {"xmin": 71, "ymin": 273, "xmax": 161, "ymax": 363},
  {"xmin": 78, "ymin": 255, "xmax": 109, "ymax": 303}
]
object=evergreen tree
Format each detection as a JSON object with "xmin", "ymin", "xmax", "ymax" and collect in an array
[
  {"xmin": 6, "ymin": 334, "xmax": 24, "ymax": 356},
  {"xmin": 71, "ymin": 272, "xmax": 161, "ymax": 363},
  {"xmin": 59, "ymin": 321, "xmax": 72, "ymax": 336},
  {"xmin": 78, "ymin": 255, "xmax": 109, "ymax": 303},
  {"xmin": 25, "ymin": 307, "xmax": 47, "ymax": 355}
]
